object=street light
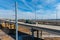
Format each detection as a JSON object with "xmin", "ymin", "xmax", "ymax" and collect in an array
[
  {"xmin": 15, "ymin": 2, "xmax": 18, "ymax": 40},
  {"xmin": 35, "ymin": 4, "xmax": 38, "ymax": 25}
]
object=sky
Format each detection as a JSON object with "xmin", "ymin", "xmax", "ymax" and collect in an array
[{"xmin": 0, "ymin": 0, "xmax": 60, "ymax": 19}]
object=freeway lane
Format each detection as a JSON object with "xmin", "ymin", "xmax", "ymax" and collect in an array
[
  {"xmin": 1, "ymin": 20, "xmax": 60, "ymax": 35},
  {"xmin": 18, "ymin": 22, "xmax": 60, "ymax": 30},
  {"xmin": 18, "ymin": 22, "xmax": 60, "ymax": 35}
]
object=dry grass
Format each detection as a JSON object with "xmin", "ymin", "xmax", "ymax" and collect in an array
[{"xmin": 44, "ymin": 37, "xmax": 60, "ymax": 40}]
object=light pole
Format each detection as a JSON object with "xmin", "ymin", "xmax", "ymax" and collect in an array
[
  {"xmin": 15, "ymin": 2, "xmax": 18, "ymax": 40},
  {"xmin": 35, "ymin": 3, "xmax": 37, "ymax": 25},
  {"xmin": 56, "ymin": 9, "xmax": 58, "ymax": 25}
]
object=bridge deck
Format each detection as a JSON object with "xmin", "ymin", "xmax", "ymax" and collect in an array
[
  {"xmin": 1, "ymin": 20, "xmax": 60, "ymax": 35},
  {"xmin": 18, "ymin": 22, "xmax": 60, "ymax": 30},
  {"xmin": 3, "ymin": 20, "xmax": 60, "ymax": 31}
]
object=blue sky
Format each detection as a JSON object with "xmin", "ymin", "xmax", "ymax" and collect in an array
[{"xmin": 0, "ymin": 0, "xmax": 60, "ymax": 19}]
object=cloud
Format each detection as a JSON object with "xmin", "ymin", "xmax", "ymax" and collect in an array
[
  {"xmin": 21, "ymin": 0, "xmax": 34, "ymax": 11},
  {"xmin": 0, "ymin": 9, "xmax": 15, "ymax": 19},
  {"xmin": 56, "ymin": 3, "xmax": 60, "ymax": 10},
  {"xmin": 0, "ymin": 0, "xmax": 60, "ymax": 19},
  {"xmin": 0, "ymin": 0, "xmax": 14, "ymax": 9},
  {"xmin": 44, "ymin": 0, "xmax": 56, "ymax": 4},
  {"xmin": 54, "ymin": 3, "xmax": 60, "ymax": 19},
  {"xmin": 0, "ymin": 9, "xmax": 35, "ymax": 19},
  {"xmin": 0, "ymin": 9, "xmax": 60, "ymax": 19}
]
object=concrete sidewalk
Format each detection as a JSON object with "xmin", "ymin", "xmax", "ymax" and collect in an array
[{"xmin": 0, "ymin": 30, "xmax": 14, "ymax": 40}]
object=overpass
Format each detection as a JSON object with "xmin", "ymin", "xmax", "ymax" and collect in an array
[{"xmin": 0, "ymin": 19, "xmax": 60, "ymax": 39}]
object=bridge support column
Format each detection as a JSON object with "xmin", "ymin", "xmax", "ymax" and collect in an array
[
  {"xmin": 5, "ymin": 21, "xmax": 6, "ymax": 27},
  {"xmin": 8, "ymin": 23, "xmax": 10, "ymax": 28},
  {"xmin": 31, "ymin": 28, "xmax": 34, "ymax": 40},
  {"xmin": 5, "ymin": 21, "xmax": 8, "ymax": 27},
  {"xmin": 13, "ymin": 24, "xmax": 15, "ymax": 29},
  {"xmin": 37, "ymin": 30, "xmax": 39, "ymax": 39},
  {"xmin": 40, "ymin": 30, "xmax": 42, "ymax": 39},
  {"xmin": 10, "ymin": 23, "xmax": 12, "ymax": 29},
  {"xmin": 31, "ymin": 28, "xmax": 40, "ymax": 40}
]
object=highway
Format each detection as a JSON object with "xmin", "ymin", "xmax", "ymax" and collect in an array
[
  {"xmin": 17, "ymin": 22, "xmax": 60, "ymax": 35},
  {"xmin": 0, "ymin": 19, "xmax": 60, "ymax": 35}
]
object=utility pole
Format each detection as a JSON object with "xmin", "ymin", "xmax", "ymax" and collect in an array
[
  {"xmin": 35, "ymin": 3, "xmax": 37, "ymax": 25},
  {"xmin": 56, "ymin": 10, "xmax": 57, "ymax": 25},
  {"xmin": 35, "ymin": 2, "xmax": 38, "ymax": 25},
  {"xmin": 15, "ymin": 2, "xmax": 18, "ymax": 40}
]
